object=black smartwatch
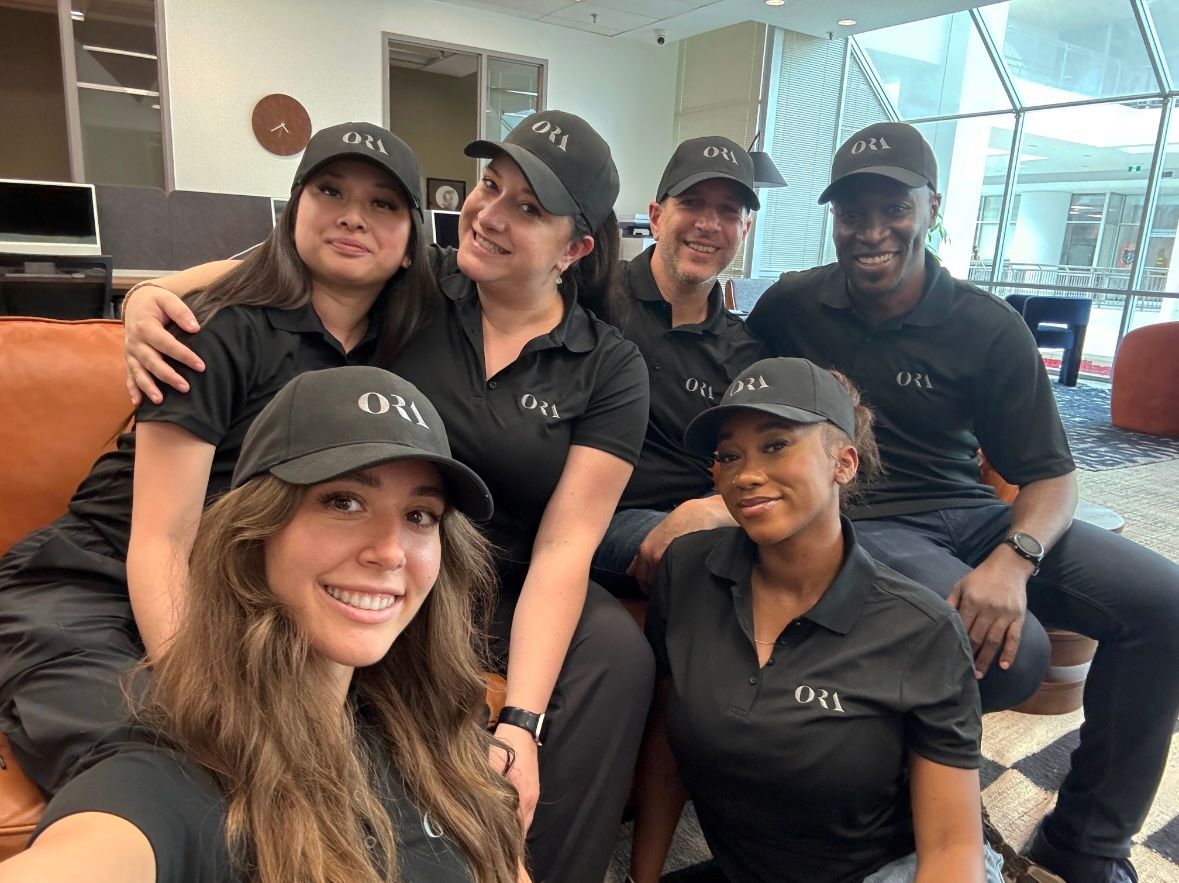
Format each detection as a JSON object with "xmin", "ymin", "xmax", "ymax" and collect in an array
[
  {"xmin": 1003, "ymin": 531, "xmax": 1045, "ymax": 576},
  {"xmin": 497, "ymin": 706, "xmax": 546, "ymax": 745}
]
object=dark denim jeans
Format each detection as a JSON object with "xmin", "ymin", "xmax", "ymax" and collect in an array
[
  {"xmin": 855, "ymin": 504, "xmax": 1179, "ymax": 860},
  {"xmin": 590, "ymin": 507, "xmax": 667, "ymax": 597}
]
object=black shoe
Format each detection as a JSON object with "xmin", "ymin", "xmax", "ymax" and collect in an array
[{"xmin": 1026, "ymin": 826, "xmax": 1138, "ymax": 883}]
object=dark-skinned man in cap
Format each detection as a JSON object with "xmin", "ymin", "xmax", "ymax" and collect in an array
[{"xmin": 747, "ymin": 120, "xmax": 1179, "ymax": 883}]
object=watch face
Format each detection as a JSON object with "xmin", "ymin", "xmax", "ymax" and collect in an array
[{"xmin": 1012, "ymin": 532, "xmax": 1044, "ymax": 558}]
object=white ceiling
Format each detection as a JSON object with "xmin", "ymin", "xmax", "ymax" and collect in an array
[{"xmin": 431, "ymin": 0, "xmax": 1006, "ymax": 43}]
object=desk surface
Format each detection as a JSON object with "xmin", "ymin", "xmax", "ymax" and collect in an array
[{"xmin": 113, "ymin": 269, "xmax": 173, "ymax": 290}]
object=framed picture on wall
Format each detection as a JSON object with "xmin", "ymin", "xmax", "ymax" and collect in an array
[{"xmin": 427, "ymin": 178, "xmax": 466, "ymax": 211}]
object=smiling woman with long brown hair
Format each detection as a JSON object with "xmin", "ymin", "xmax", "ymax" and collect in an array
[{"xmin": 0, "ymin": 366, "xmax": 525, "ymax": 883}]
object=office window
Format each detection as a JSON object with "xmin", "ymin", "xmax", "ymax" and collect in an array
[
  {"xmin": 977, "ymin": 0, "xmax": 1160, "ymax": 101},
  {"xmin": 856, "ymin": 11, "xmax": 1011, "ymax": 119}
]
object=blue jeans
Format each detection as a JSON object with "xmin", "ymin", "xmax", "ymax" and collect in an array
[
  {"xmin": 863, "ymin": 843, "xmax": 1004, "ymax": 883},
  {"xmin": 590, "ymin": 507, "xmax": 667, "ymax": 597},
  {"xmin": 854, "ymin": 504, "xmax": 1179, "ymax": 860}
]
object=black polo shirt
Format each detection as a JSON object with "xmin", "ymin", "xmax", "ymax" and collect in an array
[
  {"xmin": 67, "ymin": 301, "xmax": 381, "ymax": 557},
  {"xmin": 647, "ymin": 520, "xmax": 980, "ymax": 883},
  {"xmin": 391, "ymin": 248, "xmax": 649, "ymax": 576},
  {"xmin": 617, "ymin": 247, "xmax": 766, "ymax": 510},
  {"xmin": 746, "ymin": 253, "xmax": 1074, "ymax": 519},
  {"xmin": 36, "ymin": 744, "xmax": 475, "ymax": 882}
]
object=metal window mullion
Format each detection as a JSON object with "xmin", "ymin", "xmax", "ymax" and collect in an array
[
  {"xmin": 1120, "ymin": 97, "xmax": 1173, "ymax": 339},
  {"xmin": 969, "ymin": 6, "xmax": 1021, "ymax": 110},
  {"xmin": 745, "ymin": 24, "xmax": 777, "ymax": 278},
  {"xmin": 848, "ymin": 38, "xmax": 898, "ymax": 122},
  {"xmin": 1131, "ymin": 0, "xmax": 1172, "ymax": 95},
  {"xmin": 57, "ymin": 0, "xmax": 84, "ymax": 182},
  {"xmin": 749, "ymin": 26, "xmax": 784, "ymax": 278},
  {"xmin": 989, "ymin": 112, "xmax": 1025, "ymax": 285}
]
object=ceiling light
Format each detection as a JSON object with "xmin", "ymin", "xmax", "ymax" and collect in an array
[
  {"xmin": 766, "ymin": 0, "xmax": 785, "ymax": 6},
  {"xmin": 837, "ymin": 19, "xmax": 856, "ymax": 26}
]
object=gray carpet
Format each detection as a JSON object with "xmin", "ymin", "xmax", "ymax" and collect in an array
[{"xmin": 604, "ymin": 456, "xmax": 1179, "ymax": 882}]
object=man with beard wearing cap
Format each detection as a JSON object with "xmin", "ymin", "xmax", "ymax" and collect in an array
[
  {"xmin": 747, "ymin": 120, "xmax": 1179, "ymax": 883},
  {"xmin": 591, "ymin": 136, "xmax": 767, "ymax": 595}
]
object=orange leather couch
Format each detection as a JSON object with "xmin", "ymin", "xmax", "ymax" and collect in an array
[{"xmin": 0, "ymin": 317, "xmax": 132, "ymax": 859}]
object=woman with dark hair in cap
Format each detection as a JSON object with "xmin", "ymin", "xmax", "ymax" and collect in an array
[
  {"xmin": 0, "ymin": 122, "xmax": 435, "ymax": 800},
  {"xmin": 118, "ymin": 109, "xmax": 653, "ymax": 883},
  {"xmin": 629, "ymin": 358, "xmax": 1002, "ymax": 883},
  {"xmin": 0, "ymin": 366, "xmax": 528, "ymax": 883}
]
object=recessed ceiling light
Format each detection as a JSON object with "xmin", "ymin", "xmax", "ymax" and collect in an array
[
  {"xmin": 837, "ymin": 19, "xmax": 857, "ymax": 26},
  {"xmin": 766, "ymin": 0, "xmax": 785, "ymax": 6}
]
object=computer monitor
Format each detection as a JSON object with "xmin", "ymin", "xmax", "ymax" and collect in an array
[
  {"xmin": 430, "ymin": 210, "xmax": 461, "ymax": 249},
  {"xmin": 0, "ymin": 179, "xmax": 101, "ymax": 256}
]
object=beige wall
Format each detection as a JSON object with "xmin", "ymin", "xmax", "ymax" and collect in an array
[
  {"xmin": 388, "ymin": 67, "xmax": 478, "ymax": 202},
  {"xmin": 0, "ymin": 6, "xmax": 71, "ymax": 181},
  {"xmin": 162, "ymin": 0, "xmax": 678, "ymax": 214}
]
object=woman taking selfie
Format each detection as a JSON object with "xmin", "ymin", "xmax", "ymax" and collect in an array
[
  {"xmin": 0, "ymin": 122, "xmax": 433, "ymax": 797},
  {"xmin": 630, "ymin": 358, "xmax": 1002, "ymax": 883},
  {"xmin": 0, "ymin": 366, "xmax": 526, "ymax": 883},
  {"xmin": 120, "ymin": 109, "xmax": 653, "ymax": 883}
]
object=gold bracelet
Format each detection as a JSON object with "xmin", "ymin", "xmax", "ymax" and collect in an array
[{"xmin": 119, "ymin": 280, "xmax": 169, "ymax": 318}]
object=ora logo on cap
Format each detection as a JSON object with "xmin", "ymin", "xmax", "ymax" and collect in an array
[
  {"xmin": 702, "ymin": 144, "xmax": 739, "ymax": 165},
  {"xmin": 849, "ymin": 136, "xmax": 891, "ymax": 155},
  {"xmin": 727, "ymin": 374, "xmax": 770, "ymax": 397},
  {"xmin": 342, "ymin": 130, "xmax": 389, "ymax": 156},
  {"xmin": 357, "ymin": 391, "xmax": 429, "ymax": 427},
  {"xmin": 531, "ymin": 119, "xmax": 570, "ymax": 152}
]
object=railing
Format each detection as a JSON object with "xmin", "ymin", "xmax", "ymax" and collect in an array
[{"xmin": 967, "ymin": 262, "xmax": 1172, "ymax": 310}]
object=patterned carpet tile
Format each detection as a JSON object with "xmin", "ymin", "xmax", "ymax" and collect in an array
[{"xmin": 1053, "ymin": 385, "xmax": 1179, "ymax": 471}]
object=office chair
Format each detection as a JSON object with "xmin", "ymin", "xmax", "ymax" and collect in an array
[
  {"xmin": 0, "ymin": 253, "xmax": 115, "ymax": 320},
  {"xmin": 1006, "ymin": 294, "xmax": 1092, "ymax": 387}
]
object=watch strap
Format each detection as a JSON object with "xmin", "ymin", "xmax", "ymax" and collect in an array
[{"xmin": 497, "ymin": 705, "xmax": 546, "ymax": 745}]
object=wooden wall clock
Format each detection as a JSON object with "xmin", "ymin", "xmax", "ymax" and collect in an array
[{"xmin": 251, "ymin": 94, "xmax": 312, "ymax": 156}]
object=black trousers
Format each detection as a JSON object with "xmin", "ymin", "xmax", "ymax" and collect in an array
[
  {"xmin": 854, "ymin": 504, "xmax": 1179, "ymax": 860},
  {"xmin": 0, "ymin": 522, "xmax": 142, "ymax": 795},
  {"xmin": 492, "ymin": 580, "xmax": 656, "ymax": 883}
]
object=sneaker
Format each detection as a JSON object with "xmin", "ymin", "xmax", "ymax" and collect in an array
[{"xmin": 1026, "ymin": 825, "xmax": 1138, "ymax": 883}]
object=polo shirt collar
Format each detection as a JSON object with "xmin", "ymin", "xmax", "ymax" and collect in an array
[
  {"xmin": 626, "ymin": 246, "xmax": 728, "ymax": 334},
  {"xmin": 263, "ymin": 295, "xmax": 385, "ymax": 349},
  {"xmin": 704, "ymin": 516, "xmax": 875, "ymax": 636},
  {"xmin": 820, "ymin": 250, "xmax": 954, "ymax": 329},
  {"xmin": 436, "ymin": 253, "xmax": 596, "ymax": 354}
]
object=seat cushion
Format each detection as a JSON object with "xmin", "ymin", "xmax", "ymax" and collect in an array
[{"xmin": 0, "ymin": 318, "xmax": 131, "ymax": 555}]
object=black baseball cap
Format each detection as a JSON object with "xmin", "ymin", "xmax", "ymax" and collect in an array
[
  {"xmin": 683, "ymin": 357, "xmax": 856, "ymax": 454},
  {"xmin": 656, "ymin": 136, "xmax": 760, "ymax": 210},
  {"xmin": 232, "ymin": 366, "xmax": 493, "ymax": 521},
  {"xmin": 464, "ymin": 110, "xmax": 619, "ymax": 231},
  {"xmin": 293, "ymin": 122, "xmax": 424, "ymax": 217},
  {"xmin": 818, "ymin": 121, "xmax": 937, "ymax": 205}
]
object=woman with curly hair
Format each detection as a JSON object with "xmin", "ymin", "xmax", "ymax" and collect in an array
[
  {"xmin": 630, "ymin": 358, "xmax": 1003, "ymax": 883},
  {"xmin": 0, "ymin": 366, "xmax": 526, "ymax": 883}
]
